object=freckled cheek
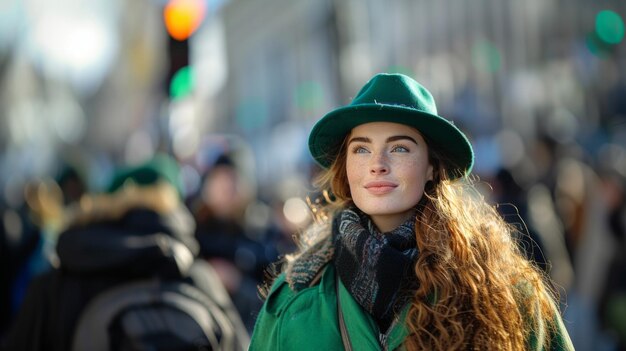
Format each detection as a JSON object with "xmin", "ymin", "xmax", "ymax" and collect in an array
[
  {"xmin": 346, "ymin": 156, "xmax": 363, "ymax": 175},
  {"xmin": 346, "ymin": 168, "xmax": 360, "ymax": 191},
  {"xmin": 394, "ymin": 158, "xmax": 429, "ymax": 187},
  {"xmin": 346, "ymin": 158, "xmax": 367, "ymax": 196},
  {"xmin": 391, "ymin": 159, "xmax": 419, "ymax": 173}
]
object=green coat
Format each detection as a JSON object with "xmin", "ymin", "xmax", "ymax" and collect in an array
[{"xmin": 249, "ymin": 264, "xmax": 575, "ymax": 350}]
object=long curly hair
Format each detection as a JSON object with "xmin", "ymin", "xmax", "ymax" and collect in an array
[{"xmin": 315, "ymin": 134, "xmax": 560, "ymax": 350}]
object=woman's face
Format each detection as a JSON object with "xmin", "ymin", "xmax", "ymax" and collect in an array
[{"xmin": 345, "ymin": 122, "xmax": 433, "ymax": 232}]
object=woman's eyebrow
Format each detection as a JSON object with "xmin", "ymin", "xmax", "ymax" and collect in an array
[
  {"xmin": 386, "ymin": 135, "xmax": 418, "ymax": 144},
  {"xmin": 347, "ymin": 136, "xmax": 371, "ymax": 145}
]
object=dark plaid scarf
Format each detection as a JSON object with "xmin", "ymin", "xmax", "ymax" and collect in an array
[{"xmin": 333, "ymin": 207, "xmax": 419, "ymax": 330}]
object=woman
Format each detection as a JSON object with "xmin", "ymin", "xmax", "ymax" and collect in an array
[{"xmin": 250, "ymin": 73, "xmax": 574, "ymax": 350}]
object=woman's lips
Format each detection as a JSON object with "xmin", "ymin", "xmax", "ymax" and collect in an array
[{"xmin": 364, "ymin": 181, "xmax": 398, "ymax": 195}]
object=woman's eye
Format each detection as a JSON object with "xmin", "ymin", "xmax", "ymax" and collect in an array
[
  {"xmin": 351, "ymin": 145, "xmax": 370, "ymax": 154},
  {"xmin": 392, "ymin": 145, "xmax": 409, "ymax": 153}
]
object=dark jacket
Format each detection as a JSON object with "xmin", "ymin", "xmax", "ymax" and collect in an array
[{"xmin": 2, "ymin": 184, "xmax": 249, "ymax": 351}]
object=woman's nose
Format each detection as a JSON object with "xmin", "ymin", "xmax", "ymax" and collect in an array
[{"xmin": 369, "ymin": 153, "xmax": 389, "ymax": 175}]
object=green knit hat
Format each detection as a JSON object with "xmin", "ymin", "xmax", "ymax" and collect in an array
[
  {"xmin": 308, "ymin": 73, "xmax": 474, "ymax": 178},
  {"xmin": 107, "ymin": 154, "xmax": 185, "ymax": 198}
]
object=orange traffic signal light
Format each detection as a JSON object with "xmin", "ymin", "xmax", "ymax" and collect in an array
[{"xmin": 163, "ymin": 0, "xmax": 206, "ymax": 41}]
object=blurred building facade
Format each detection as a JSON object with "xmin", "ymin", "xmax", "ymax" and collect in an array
[
  {"xmin": 1, "ymin": 0, "xmax": 624, "ymax": 197},
  {"xmin": 216, "ymin": 0, "xmax": 625, "ymax": 189}
]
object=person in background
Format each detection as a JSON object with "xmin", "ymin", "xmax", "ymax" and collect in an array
[
  {"xmin": 598, "ymin": 169, "xmax": 626, "ymax": 350},
  {"xmin": 192, "ymin": 154, "xmax": 274, "ymax": 331},
  {"xmin": 250, "ymin": 73, "xmax": 574, "ymax": 350},
  {"xmin": 0, "ymin": 164, "xmax": 80, "ymax": 341},
  {"xmin": 2, "ymin": 154, "xmax": 249, "ymax": 351},
  {"xmin": 491, "ymin": 167, "xmax": 548, "ymax": 273},
  {"xmin": 0, "ymin": 197, "xmax": 42, "ymax": 341}
]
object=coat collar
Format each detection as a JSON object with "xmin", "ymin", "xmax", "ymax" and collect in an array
[{"xmin": 284, "ymin": 221, "xmax": 334, "ymax": 291}]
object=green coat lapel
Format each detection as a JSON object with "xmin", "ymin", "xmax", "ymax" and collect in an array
[{"xmin": 335, "ymin": 265, "xmax": 409, "ymax": 350}]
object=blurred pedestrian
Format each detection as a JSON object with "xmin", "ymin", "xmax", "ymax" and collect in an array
[
  {"xmin": 192, "ymin": 153, "xmax": 273, "ymax": 331},
  {"xmin": 2, "ymin": 154, "xmax": 249, "ymax": 351},
  {"xmin": 598, "ymin": 169, "xmax": 626, "ymax": 350}
]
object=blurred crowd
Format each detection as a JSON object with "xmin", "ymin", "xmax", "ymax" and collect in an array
[
  {"xmin": 0, "ymin": 88, "xmax": 625, "ymax": 349},
  {"xmin": 451, "ymin": 41, "xmax": 626, "ymax": 350},
  {"xmin": 0, "ymin": 146, "xmax": 301, "ymax": 336}
]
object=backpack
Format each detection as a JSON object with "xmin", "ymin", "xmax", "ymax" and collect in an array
[{"xmin": 71, "ymin": 271, "xmax": 244, "ymax": 351}]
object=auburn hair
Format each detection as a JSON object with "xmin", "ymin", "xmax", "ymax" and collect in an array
[{"xmin": 314, "ymin": 133, "xmax": 560, "ymax": 350}]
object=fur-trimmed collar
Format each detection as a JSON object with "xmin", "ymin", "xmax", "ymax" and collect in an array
[
  {"xmin": 63, "ymin": 181, "xmax": 181, "ymax": 230},
  {"xmin": 284, "ymin": 221, "xmax": 335, "ymax": 291}
]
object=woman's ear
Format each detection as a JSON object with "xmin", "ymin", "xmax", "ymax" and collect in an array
[{"xmin": 427, "ymin": 164, "xmax": 434, "ymax": 182}]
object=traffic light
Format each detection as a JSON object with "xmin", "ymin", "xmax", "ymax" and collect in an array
[
  {"xmin": 595, "ymin": 10, "xmax": 624, "ymax": 45},
  {"xmin": 587, "ymin": 10, "xmax": 624, "ymax": 57},
  {"xmin": 163, "ymin": 0, "xmax": 207, "ymax": 99},
  {"xmin": 166, "ymin": 34, "xmax": 190, "ymax": 99}
]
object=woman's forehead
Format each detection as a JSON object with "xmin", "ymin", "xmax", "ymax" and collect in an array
[{"xmin": 348, "ymin": 121, "xmax": 426, "ymax": 140}]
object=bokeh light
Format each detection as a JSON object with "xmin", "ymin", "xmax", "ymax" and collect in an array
[
  {"xmin": 595, "ymin": 10, "xmax": 624, "ymax": 45},
  {"xmin": 170, "ymin": 65, "xmax": 195, "ymax": 100},
  {"xmin": 471, "ymin": 39, "xmax": 502, "ymax": 73},
  {"xmin": 27, "ymin": 12, "xmax": 118, "ymax": 95},
  {"xmin": 169, "ymin": 99, "xmax": 200, "ymax": 159},
  {"xmin": 164, "ymin": 0, "xmax": 207, "ymax": 41},
  {"xmin": 283, "ymin": 197, "xmax": 310, "ymax": 226}
]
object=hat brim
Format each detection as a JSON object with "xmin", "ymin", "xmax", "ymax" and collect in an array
[{"xmin": 308, "ymin": 103, "xmax": 474, "ymax": 177}]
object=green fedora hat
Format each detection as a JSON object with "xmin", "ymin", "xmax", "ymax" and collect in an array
[{"xmin": 308, "ymin": 73, "xmax": 474, "ymax": 177}]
